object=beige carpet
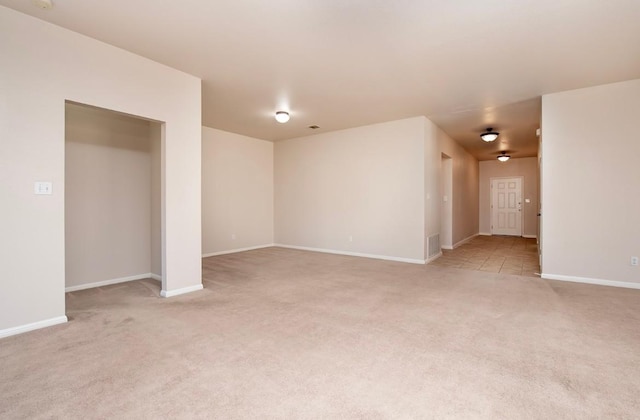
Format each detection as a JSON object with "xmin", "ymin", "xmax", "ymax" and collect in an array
[{"xmin": 1, "ymin": 247, "xmax": 639, "ymax": 419}]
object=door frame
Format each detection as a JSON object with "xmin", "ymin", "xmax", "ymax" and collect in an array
[{"xmin": 489, "ymin": 176, "xmax": 524, "ymax": 237}]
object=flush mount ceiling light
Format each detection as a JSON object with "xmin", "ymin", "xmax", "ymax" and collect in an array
[
  {"xmin": 275, "ymin": 111, "xmax": 290, "ymax": 123},
  {"xmin": 480, "ymin": 127, "xmax": 499, "ymax": 142},
  {"xmin": 497, "ymin": 151, "xmax": 511, "ymax": 162},
  {"xmin": 32, "ymin": 0, "xmax": 53, "ymax": 9}
]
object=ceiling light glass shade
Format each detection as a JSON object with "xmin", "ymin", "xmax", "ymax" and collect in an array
[
  {"xmin": 275, "ymin": 111, "xmax": 290, "ymax": 123},
  {"xmin": 497, "ymin": 152, "xmax": 510, "ymax": 162},
  {"xmin": 480, "ymin": 128, "xmax": 499, "ymax": 142}
]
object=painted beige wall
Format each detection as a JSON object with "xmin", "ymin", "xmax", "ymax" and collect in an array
[
  {"xmin": 439, "ymin": 131, "xmax": 479, "ymax": 246},
  {"xmin": 150, "ymin": 123, "xmax": 162, "ymax": 277},
  {"xmin": 424, "ymin": 119, "xmax": 441, "ymax": 258},
  {"xmin": 202, "ymin": 127, "xmax": 274, "ymax": 254},
  {"xmin": 275, "ymin": 117, "xmax": 426, "ymax": 262},
  {"xmin": 65, "ymin": 104, "xmax": 155, "ymax": 288},
  {"xmin": 0, "ymin": 7, "xmax": 201, "ymax": 332},
  {"xmin": 541, "ymin": 78, "xmax": 640, "ymax": 285},
  {"xmin": 479, "ymin": 157, "xmax": 538, "ymax": 237}
]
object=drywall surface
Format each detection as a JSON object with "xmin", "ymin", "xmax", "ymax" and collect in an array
[
  {"xmin": 424, "ymin": 119, "xmax": 441, "ymax": 258},
  {"xmin": 150, "ymin": 123, "xmax": 162, "ymax": 278},
  {"xmin": 65, "ymin": 103, "xmax": 153, "ymax": 288},
  {"xmin": 479, "ymin": 157, "xmax": 538, "ymax": 237},
  {"xmin": 0, "ymin": 7, "xmax": 201, "ymax": 332},
  {"xmin": 439, "ymin": 131, "xmax": 479, "ymax": 246},
  {"xmin": 275, "ymin": 117, "xmax": 425, "ymax": 261},
  {"xmin": 202, "ymin": 127, "xmax": 274, "ymax": 254},
  {"xmin": 541, "ymin": 78, "xmax": 640, "ymax": 284}
]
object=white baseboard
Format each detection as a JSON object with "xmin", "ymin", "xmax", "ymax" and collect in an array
[
  {"xmin": 161, "ymin": 284, "xmax": 204, "ymax": 298},
  {"xmin": 0, "ymin": 316, "xmax": 68, "ymax": 339},
  {"xmin": 202, "ymin": 243, "xmax": 275, "ymax": 258},
  {"xmin": 441, "ymin": 245, "xmax": 453, "ymax": 250},
  {"xmin": 452, "ymin": 233, "xmax": 478, "ymax": 249},
  {"xmin": 541, "ymin": 273, "xmax": 640, "ymax": 290},
  {"xmin": 150, "ymin": 273, "xmax": 162, "ymax": 282},
  {"xmin": 274, "ymin": 244, "xmax": 425, "ymax": 265},
  {"xmin": 425, "ymin": 251, "xmax": 442, "ymax": 264},
  {"xmin": 479, "ymin": 232, "xmax": 492, "ymax": 236},
  {"xmin": 66, "ymin": 273, "xmax": 154, "ymax": 292}
]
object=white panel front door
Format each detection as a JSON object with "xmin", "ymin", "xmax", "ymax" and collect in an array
[{"xmin": 491, "ymin": 178, "xmax": 522, "ymax": 236}]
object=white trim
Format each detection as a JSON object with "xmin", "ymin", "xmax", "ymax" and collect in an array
[
  {"xmin": 425, "ymin": 251, "xmax": 442, "ymax": 264},
  {"xmin": 452, "ymin": 233, "xmax": 478, "ymax": 249},
  {"xmin": 202, "ymin": 243, "xmax": 274, "ymax": 258},
  {"xmin": 150, "ymin": 273, "xmax": 162, "ymax": 282},
  {"xmin": 274, "ymin": 244, "xmax": 425, "ymax": 265},
  {"xmin": 161, "ymin": 284, "xmax": 204, "ymax": 298},
  {"xmin": 441, "ymin": 245, "xmax": 453, "ymax": 250},
  {"xmin": 541, "ymin": 273, "xmax": 640, "ymax": 290},
  {"xmin": 0, "ymin": 316, "xmax": 68, "ymax": 339},
  {"xmin": 65, "ymin": 273, "xmax": 154, "ymax": 292},
  {"xmin": 479, "ymin": 232, "xmax": 492, "ymax": 236},
  {"xmin": 523, "ymin": 234, "xmax": 537, "ymax": 239}
]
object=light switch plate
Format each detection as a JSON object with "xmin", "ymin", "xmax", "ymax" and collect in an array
[{"xmin": 34, "ymin": 181, "xmax": 52, "ymax": 195}]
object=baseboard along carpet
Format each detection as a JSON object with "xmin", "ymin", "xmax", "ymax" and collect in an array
[{"xmin": 1, "ymin": 247, "xmax": 639, "ymax": 418}]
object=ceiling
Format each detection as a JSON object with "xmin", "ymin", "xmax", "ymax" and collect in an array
[{"xmin": 3, "ymin": 1, "xmax": 640, "ymax": 160}]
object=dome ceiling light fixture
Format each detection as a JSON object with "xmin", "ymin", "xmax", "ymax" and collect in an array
[
  {"xmin": 275, "ymin": 111, "xmax": 290, "ymax": 123},
  {"xmin": 480, "ymin": 127, "xmax": 499, "ymax": 142},
  {"xmin": 497, "ymin": 151, "xmax": 511, "ymax": 162}
]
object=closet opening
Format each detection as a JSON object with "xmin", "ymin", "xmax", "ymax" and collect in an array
[{"xmin": 64, "ymin": 101, "xmax": 163, "ymax": 295}]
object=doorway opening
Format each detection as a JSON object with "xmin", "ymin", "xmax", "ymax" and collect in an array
[
  {"xmin": 440, "ymin": 153, "xmax": 453, "ymax": 249},
  {"xmin": 490, "ymin": 176, "xmax": 523, "ymax": 236},
  {"xmin": 64, "ymin": 101, "xmax": 163, "ymax": 293}
]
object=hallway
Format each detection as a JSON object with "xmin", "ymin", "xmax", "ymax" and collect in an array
[{"xmin": 431, "ymin": 235, "xmax": 540, "ymax": 277}]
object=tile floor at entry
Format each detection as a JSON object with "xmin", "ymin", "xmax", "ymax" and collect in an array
[{"xmin": 431, "ymin": 235, "xmax": 540, "ymax": 277}]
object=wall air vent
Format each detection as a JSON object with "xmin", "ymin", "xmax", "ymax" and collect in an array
[{"xmin": 427, "ymin": 234, "xmax": 441, "ymax": 258}]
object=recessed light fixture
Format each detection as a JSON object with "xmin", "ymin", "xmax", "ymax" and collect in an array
[
  {"xmin": 32, "ymin": 0, "xmax": 53, "ymax": 9},
  {"xmin": 480, "ymin": 127, "xmax": 499, "ymax": 142},
  {"xmin": 275, "ymin": 111, "xmax": 290, "ymax": 123},
  {"xmin": 497, "ymin": 151, "xmax": 511, "ymax": 162}
]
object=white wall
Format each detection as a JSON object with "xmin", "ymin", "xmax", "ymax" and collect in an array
[
  {"xmin": 424, "ymin": 119, "xmax": 441, "ymax": 257},
  {"xmin": 65, "ymin": 103, "xmax": 157, "ymax": 289},
  {"xmin": 439, "ymin": 129, "xmax": 479, "ymax": 247},
  {"xmin": 202, "ymin": 127, "xmax": 274, "ymax": 255},
  {"xmin": 275, "ymin": 117, "xmax": 426, "ymax": 262},
  {"xmin": 439, "ymin": 155, "xmax": 453, "ymax": 249},
  {"xmin": 479, "ymin": 157, "xmax": 538, "ymax": 237},
  {"xmin": 150, "ymin": 123, "xmax": 162, "ymax": 277},
  {"xmin": 541, "ymin": 78, "xmax": 640, "ymax": 285},
  {"xmin": 0, "ymin": 7, "xmax": 201, "ymax": 334}
]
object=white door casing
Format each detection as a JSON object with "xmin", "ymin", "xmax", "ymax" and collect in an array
[{"xmin": 491, "ymin": 177, "xmax": 523, "ymax": 236}]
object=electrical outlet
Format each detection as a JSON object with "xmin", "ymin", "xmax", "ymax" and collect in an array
[
  {"xmin": 632, "ymin": 256, "xmax": 639, "ymax": 266},
  {"xmin": 349, "ymin": 235, "xmax": 353, "ymax": 242},
  {"xmin": 231, "ymin": 234, "xmax": 236, "ymax": 240}
]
